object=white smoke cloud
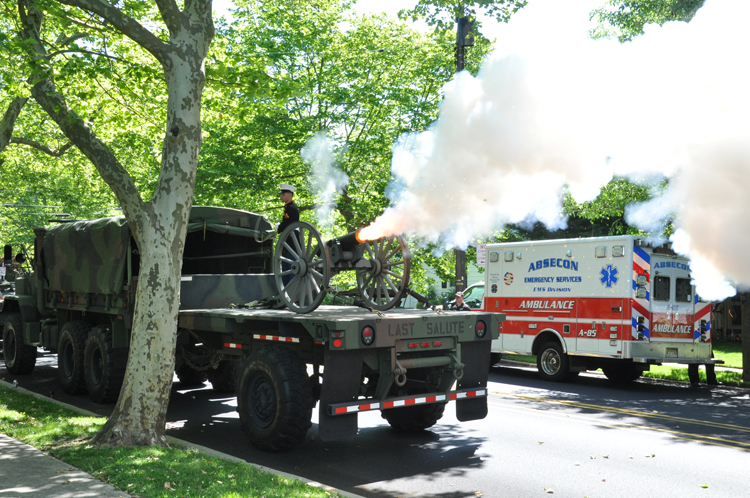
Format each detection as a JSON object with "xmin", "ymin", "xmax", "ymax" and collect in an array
[
  {"xmin": 301, "ymin": 132, "xmax": 349, "ymax": 229},
  {"xmin": 367, "ymin": 0, "xmax": 750, "ymax": 300}
]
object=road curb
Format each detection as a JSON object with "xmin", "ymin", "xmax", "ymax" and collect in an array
[{"xmin": 0, "ymin": 378, "xmax": 366, "ymax": 498}]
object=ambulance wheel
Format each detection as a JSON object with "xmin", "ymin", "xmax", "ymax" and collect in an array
[
  {"xmin": 537, "ymin": 341, "xmax": 570, "ymax": 382},
  {"xmin": 58, "ymin": 321, "xmax": 91, "ymax": 394},
  {"xmin": 238, "ymin": 346, "xmax": 313, "ymax": 451},
  {"xmin": 603, "ymin": 364, "xmax": 642, "ymax": 384},
  {"xmin": 382, "ymin": 402, "xmax": 446, "ymax": 431},
  {"xmin": 3, "ymin": 314, "xmax": 37, "ymax": 375}
]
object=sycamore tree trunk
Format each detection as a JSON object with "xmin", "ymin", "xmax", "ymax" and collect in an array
[{"xmin": 18, "ymin": 0, "xmax": 213, "ymax": 446}]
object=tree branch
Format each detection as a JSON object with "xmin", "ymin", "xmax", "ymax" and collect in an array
[
  {"xmin": 10, "ymin": 137, "xmax": 73, "ymax": 157},
  {"xmin": 0, "ymin": 96, "xmax": 28, "ymax": 153},
  {"xmin": 54, "ymin": 0, "xmax": 172, "ymax": 66},
  {"xmin": 18, "ymin": 0, "xmax": 144, "ymax": 221}
]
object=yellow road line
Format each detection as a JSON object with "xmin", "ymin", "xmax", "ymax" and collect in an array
[{"xmin": 493, "ymin": 390, "xmax": 750, "ymax": 434}]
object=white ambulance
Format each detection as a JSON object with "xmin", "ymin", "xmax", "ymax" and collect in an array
[{"xmin": 482, "ymin": 235, "xmax": 720, "ymax": 382}]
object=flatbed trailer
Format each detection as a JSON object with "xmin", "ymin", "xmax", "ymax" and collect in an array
[{"xmin": 2, "ymin": 207, "xmax": 501, "ymax": 450}]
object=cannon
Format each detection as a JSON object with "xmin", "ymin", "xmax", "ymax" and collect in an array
[{"xmin": 273, "ymin": 221, "xmax": 411, "ymax": 313}]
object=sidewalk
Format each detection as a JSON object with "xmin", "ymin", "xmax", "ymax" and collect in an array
[{"xmin": 0, "ymin": 433, "xmax": 130, "ymax": 498}]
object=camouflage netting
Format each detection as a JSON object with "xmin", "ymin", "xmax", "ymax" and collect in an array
[{"xmin": 44, "ymin": 216, "xmax": 130, "ymax": 295}]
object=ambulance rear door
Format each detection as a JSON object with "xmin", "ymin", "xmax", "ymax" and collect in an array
[{"xmin": 649, "ymin": 255, "xmax": 695, "ymax": 345}]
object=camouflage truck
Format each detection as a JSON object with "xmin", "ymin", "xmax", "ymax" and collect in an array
[{"xmin": 1, "ymin": 206, "xmax": 501, "ymax": 450}]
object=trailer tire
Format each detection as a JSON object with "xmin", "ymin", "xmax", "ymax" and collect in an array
[
  {"xmin": 3, "ymin": 313, "xmax": 37, "ymax": 374},
  {"xmin": 208, "ymin": 358, "xmax": 243, "ymax": 392},
  {"xmin": 175, "ymin": 365, "xmax": 208, "ymax": 387},
  {"xmin": 490, "ymin": 352, "xmax": 502, "ymax": 367},
  {"xmin": 84, "ymin": 326, "xmax": 126, "ymax": 404},
  {"xmin": 603, "ymin": 364, "xmax": 642, "ymax": 384},
  {"xmin": 382, "ymin": 402, "xmax": 446, "ymax": 431},
  {"xmin": 237, "ymin": 346, "xmax": 313, "ymax": 451},
  {"xmin": 537, "ymin": 341, "xmax": 570, "ymax": 382},
  {"xmin": 58, "ymin": 321, "xmax": 91, "ymax": 394}
]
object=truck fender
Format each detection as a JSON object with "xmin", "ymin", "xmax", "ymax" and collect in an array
[{"xmin": 532, "ymin": 329, "xmax": 568, "ymax": 355}]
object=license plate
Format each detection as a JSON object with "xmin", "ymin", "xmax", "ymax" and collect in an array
[{"xmin": 666, "ymin": 347, "xmax": 678, "ymax": 358}]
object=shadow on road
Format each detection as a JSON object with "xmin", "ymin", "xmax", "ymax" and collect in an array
[{"xmin": 490, "ymin": 363, "xmax": 750, "ymax": 449}]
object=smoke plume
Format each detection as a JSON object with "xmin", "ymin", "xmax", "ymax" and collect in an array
[
  {"xmin": 367, "ymin": 0, "xmax": 749, "ymax": 300},
  {"xmin": 301, "ymin": 132, "xmax": 349, "ymax": 229}
]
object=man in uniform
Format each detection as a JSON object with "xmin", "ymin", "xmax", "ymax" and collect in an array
[
  {"xmin": 451, "ymin": 291, "xmax": 472, "ymax": 311},
  {"xmin": 278, "ymin": 183, "xmax": 299, "ymax": 234},
  {"xmin": 277, "ymin": 184, "xmax": 299, "ymax": 286}
]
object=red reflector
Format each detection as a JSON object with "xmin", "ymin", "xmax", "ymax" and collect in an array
[
  {"xmin": 408, "ymin": 343, "xmax": 419, "ymax": 348},
  {"xmin": 433, "ymin": 341, "xmax": 443, "ymax": 347},
  {"xmin": 421, "ymin": 342, "xmax": 430, "ymax": 348},
  {"xmin": 476, "ymin": 321, "xmax": 485, "ymax": 332},
  {"xmin": 333, "ymin": 339, "xmax": 342, "ymax": 348}
]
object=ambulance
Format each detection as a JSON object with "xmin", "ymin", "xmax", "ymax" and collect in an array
[{"xmin": 482, "ymin": 235, "xmax": 721, "ymax": 382}]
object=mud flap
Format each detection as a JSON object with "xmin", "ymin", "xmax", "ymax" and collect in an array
[
  {"xmin": 318, "ymin": 348, "xmax": 365, "ymax": 441},
  {"xmin": 456, "ymin": 340, "xmax": 491, "ymax": 422}
]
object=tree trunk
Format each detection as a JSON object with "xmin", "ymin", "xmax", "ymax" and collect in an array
[
  {"xmin": 17, "ymin": 0, "xmax": 213, "ymax": 447},
  {"xmin": 741, "ymin": 293, "xmax": 750, "ymax": 384}
]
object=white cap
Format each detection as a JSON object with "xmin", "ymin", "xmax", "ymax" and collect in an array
[{"xmin": 280, "ymin": 183, "xmax": 297, "ymax": 193}]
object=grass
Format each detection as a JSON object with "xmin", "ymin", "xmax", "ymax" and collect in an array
[
  {"xmin": 642, "ymin": 365, "xmax": 745, "ymax": 386},
  {"xmin": 712, "ymin": 340, "xmax": 743, "ymax": 369},
  {"xmin": 0, "ymin": 385, "xmax": 338, "ymax": 498}
]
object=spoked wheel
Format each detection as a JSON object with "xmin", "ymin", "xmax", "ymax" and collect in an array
[
  {"xmin": 273, "ymin": 221, "xmax": 330, "ymax": 313},
  {"xmin": 356, "ymin": 235, "xmax": 411, "ymax": 311}
]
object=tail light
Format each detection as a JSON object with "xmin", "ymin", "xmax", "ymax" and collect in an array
[
  {"xmin": 475, "ymin": 320, "xmax": 486, "ymax": 338},
  {"xmin": 361, "ymin": 326, "xmax": 375, "ymax": 346}
]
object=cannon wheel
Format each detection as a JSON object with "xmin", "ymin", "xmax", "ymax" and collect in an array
[
  {"xmin": 274, "ymin": 221, "xmax": 331, "ymax": 314},
  {"xmin": 356, "ymin": 235, "xmax": 411, "ymax": 311}
]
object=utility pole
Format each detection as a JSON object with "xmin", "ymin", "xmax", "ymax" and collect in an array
[{"xmin": 454, "ymin": 13, "xmax": 474, "ymax": 292}]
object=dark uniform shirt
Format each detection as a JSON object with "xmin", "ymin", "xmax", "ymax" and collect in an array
[
  {"xmin": 451, "ymin": 302, "xmax": 472, "ymax": 311},
  {"xmin": 278, "ymin": 201, "xmax": 299, "ymax": 233}
]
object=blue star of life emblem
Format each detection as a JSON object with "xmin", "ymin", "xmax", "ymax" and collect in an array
[{"xmin": 600, "ymin": 265, "xmax": 619, "ymax": 287}]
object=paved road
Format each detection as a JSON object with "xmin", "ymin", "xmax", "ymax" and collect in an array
[{"xmin": 3, "ymin": 351, "xmax": 750, "ymax": 498}]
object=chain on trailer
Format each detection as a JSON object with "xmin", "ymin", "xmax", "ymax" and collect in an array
[{"xmin": 177, "ymin": 343, "xmax": 223, "ymax": 372}]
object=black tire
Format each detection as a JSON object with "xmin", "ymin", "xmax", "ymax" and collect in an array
[
  {"xmin": 84, "ymin": 325, "xmax": 126, "ymax": 404},
  {"xmin": 57, "ymin": 321, "xmax": 91, "ymax": 394},
  {"xmin": 490, "ymin": 352, "xmax": 502, "ymax": 367},
  {"xmin": 2, "ymin": 313, "xmax": 37, "ymax": 374},
  {"xmin": 603, "ymin": 364, "xmax": 642, "ymax": 384},
  {"xmin": 536, "ymin": 341, "xmax": 570, "ymax": 382},
  {"xmin": 176, "ymin": 364, "xmax": 208, "ymax": 387},
  {"xmin": 208, "ymin": 358, "xmax": 243, "ymax": 392},
  {"xmin": 382, "ymin": 402, "xmax": 446, "ymax": 431},
  {"xmin": 237, "ymin": 346, "xmax": 313, "ymax": 451}
]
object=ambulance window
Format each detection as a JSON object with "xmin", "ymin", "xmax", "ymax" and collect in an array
[
  {"xmin": 653, "ymin": 276, "xmax": 670, "ymax": 301},
  {"xmin": 675, "ymin": 278, "xmax": 692, "ymax": 302}
]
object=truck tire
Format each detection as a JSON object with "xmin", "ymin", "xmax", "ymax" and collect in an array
[
  {"xmin": 603, "ymin": 364, "xmax": 642, "ymax": 384},
  {"xmin": 58, "ymin": 321, "xmax": 91, "ymax": 394},
  {"xmin": 175, "ymin": 365, "xmax": 208, "ymax": 387},
  {"xmin": 237, "ymin": 346, "xmax": 313, "ymax": 451},
  {"xmin": 208, "ymin": 358, "xmax": 243, "ymax": 392},
  {"xmin": 382, "ymin": 402, "xmax": 446, "ymax": 431},
  {"xmin": 84, "ymin": 326, "xmax": 126, "ymax": 403},
  {"xmin": 537, "ymin": 341, "xmax": 570, "ymax": 382},
  {"xmin": 490, "ymin": 352, "xmax": 502, "ymax": 367},
  {"xmin": 2, "ymin": 313, "xmax": 37, "ymax": 374}
]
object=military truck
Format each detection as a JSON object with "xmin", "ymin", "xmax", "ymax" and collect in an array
[{"xmin": 1, "ymin": 206, "xmax": 500, "ymax": 450}]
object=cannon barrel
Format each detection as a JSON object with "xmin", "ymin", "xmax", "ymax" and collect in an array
[
  {"xmin": 326, "ymin": 229, "xmax": 368, "ymax": 264},
  {"xmin": 328, "ymin": 229, "xmax": 364, "ymax": 252}
]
